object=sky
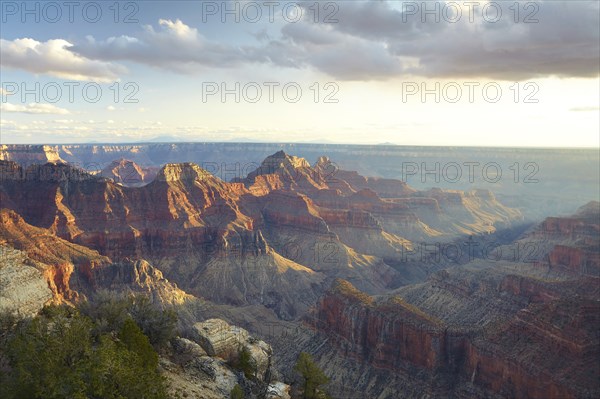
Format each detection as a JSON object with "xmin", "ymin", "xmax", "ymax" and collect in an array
[{"xmin": 0, "ymin": 0, "xmax": 599, "ymax": 147}]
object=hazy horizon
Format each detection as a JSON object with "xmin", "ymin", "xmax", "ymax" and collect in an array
[{"xmin": 3, "ymin": 140, "xmax": 600, "ymax": 150}]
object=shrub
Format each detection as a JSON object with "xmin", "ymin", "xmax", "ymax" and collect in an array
[
  {"xmin": 237, "ymin": 346, "xmax": 256, "ymax": 379},
  {"xmin": 230, "ymin": 383, "xmax": 245, "ymax": 399},
  {"xmin": 80, "ymin": 292, "xmax": 177, "ymax": 349}
]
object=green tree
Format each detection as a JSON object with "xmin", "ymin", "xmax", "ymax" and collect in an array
[
  {"xmin": 5, "ymin": 306, "xmax": 94, "ymax": 398},
  {"xmin": 294, "ymin": 352, "xmax": 330, "ymax": 399},
  {"xmin": 90, "ymin": 334, "xmax": 166, "ymax": 399},
  {"xmin": 79, "ymin": 292, "xmax": 177, "ymax": 349},
  {"xmin": 0, "ymin": 304, "xmax": 168, "ymax": 399},
  {"xmin": 237, "ymin": 346, "xmax": 256, "ymax": 379},
  {"xmin": 118, "ymin": 317, "xmax": 158, "ymax": 369},
  {"xmin": 230, "ymin": 383, "xmax": 245, "ymax": 399},
  {"xmin": 128, "ymin": 295, "xmax": 177, "ymax": 347},
  {"xmin": 78, "ymin": 290, "xmax": 131, "ymax": 336}
]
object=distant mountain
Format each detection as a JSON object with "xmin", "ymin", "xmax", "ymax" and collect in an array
[{"xmin": 146, "ymin": 135, "xmax": 182, "ymax": 142}]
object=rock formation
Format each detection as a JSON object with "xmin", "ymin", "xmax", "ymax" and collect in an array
[
  {"xmin": 0, "ymin": 208, "xmax": 187, "ymax": 306},
  {"xmin": 100, "ymin": 158, "xmax": 153, "ymax": 186},
  {"xmin": 0, "ymin": 144, "xmax": 65, "ymax": 166},
  {"xmin": 193, "ymin": 318, "xmax": 271, "ymax": 380},
  {"xmin": 304, "ymin": 204, "xmax": 599, "ymax": 398},
  {"xmin": 162, "ymin": 318, "xmax": 291, "ymax": 399},
  {"xmin": 0, "ymin": 246, "xmax": 53, "ymax": 316},
  {"xmin": 3, "ymin": 151, "xmax": 592, "ymax": 399}
]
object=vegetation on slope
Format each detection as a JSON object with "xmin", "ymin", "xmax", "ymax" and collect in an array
[{"xmin": 0, "ymin": 294, "xmax": 176, "ymax": 399}]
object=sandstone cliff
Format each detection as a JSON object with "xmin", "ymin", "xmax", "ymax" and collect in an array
[
  {"xmin": 0, "ymin": 144, "xmax": 65, "ymax": 166},
  {"xmin": 0, "ymin": 209, "xmax": 187, "ymax": 305},
  {"xmin": 303, "ymin": 204, "xmax": 599, "ymax": 398}
]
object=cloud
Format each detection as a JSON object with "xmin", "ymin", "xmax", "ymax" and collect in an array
[
  {"xmin": 1, "ymin": 103, "xmax": 70, "ymax": 114},
  {"xmin": 72, "ymin": 19, "xmax": 249, "ymax": 72},
  {"xmin": 246, "ymin": 22, "xmax": 407, "ymax": 80},
  {"xmin": 62, "ymin": 1, "xmax": 600, "ymax": 81},
  {"xmin": 280, "ymin": 0, "xmax": 600, "ymax": 80},
  {"xmin": 69, "ymin": 17, "xmax": 410, "ymax": 79},
  {"xmin": 243, "ymin": 0, "xmax": 600, "ymax": 80},
  {"xmin": 0, "ymin": 38, "xmax": 126, "ymax": 82}
]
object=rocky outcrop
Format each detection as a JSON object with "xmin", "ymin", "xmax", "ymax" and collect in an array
[
  {"xmin": 465, "ymin": 299, "xmax": 600, "ymax": 399},
  {"xmin": 317, "ymin": 208, "xmax": 382, "ymax": 229},
  {"xmin": 193, "ymin": 318, "xmax": 250, "ymax": 358},
  {"xmin": 307, "ymin": 206, "xmax": 599, "ymax": 397},
  {"xmin": 260, "ymin": 191, "xmax": 329, "ymax": 233},
  {"xmin": 193, "ymin": 318, "xmax": 272, "ymax": 380},
  {"xmin": 267, "ymin": 382, "xmax": 291, "ymax": 399},
  {"xmin": 86, "ymin": 258, "xmax": 189, "ymax": 304},
  {"xmin": 0, "ymin": 246, "xmax": 53, "ymax": 316},
  {"xmin": 522, "ymin": 201, "xmax": 600, "ymax": 277},
  {"xmin": 547, "ymin": 244, "xmax": 600, "ymax": 276},
  {"xmin": 312, "ymin": 280, "xmax": 447, "ymax": 371},
  {"xmin": 165, "ymin": 319, "xmax": 291, "ymax": 399},
  {"xmin": 0, "ymin": 208, "xmax": 106, "ymax": 303},
  {"xmin": 535, "ymin": 202, "xmax": 599, "ymax": 243}
]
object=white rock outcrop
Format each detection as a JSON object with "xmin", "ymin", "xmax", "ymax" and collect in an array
[
  {"xmin": 193, "ymin": 318, "xmax": 272, "ymax": 380},
  {"xmin": 0, "ymin": 247, "xmax": 52, "ymax": 316}
]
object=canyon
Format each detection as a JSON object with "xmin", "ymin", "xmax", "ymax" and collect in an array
[
  {"xmin": 305, "ymin": 202, "xmax": 599, "ymax": 398},
  {"xmin": 0, "ymin": 147, "xmax": 598, "ymax": 398}
]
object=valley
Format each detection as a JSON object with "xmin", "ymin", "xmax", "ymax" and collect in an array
[{"xmin": 1, "ymin": 145, "xmax": 598, "ymax": 398}]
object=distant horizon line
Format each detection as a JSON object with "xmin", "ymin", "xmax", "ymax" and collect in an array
[{"xmin": 1, "ymin": 142, "xmax": 599, "ymax": 151}]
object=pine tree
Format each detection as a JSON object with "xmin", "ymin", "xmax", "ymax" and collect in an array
[
  {"xmin": 294, "ymin": 352, "xmax": 330, "ymax": 399},
  {"xmin": 118, "ymin": 317, "xmax": 158, "ymax": 369}
]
